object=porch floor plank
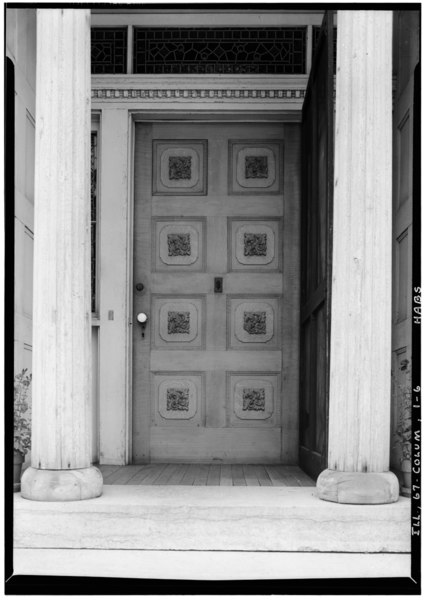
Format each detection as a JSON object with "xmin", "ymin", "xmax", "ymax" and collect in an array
[
  {"xmin": 139, "ymin": 464, "xmax": 169, "ymax": 485},
  {"xmin": 231, "ymin": 465, "xmax": 246, "ymax": 485},
  {"xmin": 97, "ymin": 465, "xmax": 121, "ymax": 479},
  {"xmin": 206, "ymin": 464, "xmax": 221, "ymax": 486},
  {"xmin": 254, "ymin": 465, "xmax": 273, "ymax": 486},
  {"xmin": 271, "ymin": 465, "xmax": 308, "ymax": 486},
  {"xmin": 180, "ymin": 464, "xmax": 198, "ymax": 486},
  {"xmin": 284, "ymin": 465, "xmax": 316, "ymax": 486},
  {"xmin": 126, "ymin": 465, "xmax": 161, "ymax": 485},
  {"xmin": 167, "ymin": 463, "xmax": 189, "ymax": 485},
  {"xmin": 103, "ymin": 466, "xmax": 145, "ymax": 485},
  {"xmin": 242, "ymin": 465, "xmax": 260, "ymax": 486},
  {"xmin": 189, "ymin": 464, "xmax": 206, "ymax": 486},
  {"xmin": 97, "ymin": 464, "xmax": 314, "ymax": 487},
  {"xmin": 219, "ymin": 465, "xmax": 232, "ymax": 486},
  {"xmin": 231, "ymin": 465, "xmax": 246, "ymax": 486},
  {"xmin": 265, "ymin": 465, "xmax": 290, "ymax": 487},
  {"xmin": 152, "ymin": 463, "xmax": 179, "ymax": 485},
  {"xmin": 193, "ymin": 464, "xmax": 210, "ymax": 486}
]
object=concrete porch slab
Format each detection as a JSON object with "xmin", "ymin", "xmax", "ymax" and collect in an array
[
  {"xmin": 14, "ymin": 549, "xmax": 412, "ymax": 580},
  {"xmin": 14, "ymin": 486, "xmax": 411, "ymax": 553}
]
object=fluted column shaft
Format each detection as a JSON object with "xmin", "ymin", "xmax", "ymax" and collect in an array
[
  {"xmin": 21, "ymin": 9, "xmax": 102, "ymax": 501},
  {"xmin": 317, "ymin": 11, "xmax": 398, "ymax": 504}
]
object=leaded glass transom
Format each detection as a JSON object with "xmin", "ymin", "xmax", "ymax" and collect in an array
[
  {"xmin": 91, "ymin": 28, "xmax": 127, "ymax": 74},
  {"xmin": 133, "ymin": 28, "xmax": 306, "ymax": 74}
]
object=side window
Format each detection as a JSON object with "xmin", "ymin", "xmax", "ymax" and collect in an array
[{"xmin": 91, "ymin": 128, "xmax": 98, "ymax": 315}]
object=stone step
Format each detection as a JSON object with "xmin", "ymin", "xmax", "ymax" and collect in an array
[
  {"xmin": 14, "ymin": 486, "xmax": 411, "ymax": 553},
  {"xmin": 14, "ymin": 549, "xmax": 412, "ymax": 580}
]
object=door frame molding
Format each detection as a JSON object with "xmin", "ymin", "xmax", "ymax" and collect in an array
[{"xmin": 93, "ymin": 80, "xmax": 304, "ymax": 465}]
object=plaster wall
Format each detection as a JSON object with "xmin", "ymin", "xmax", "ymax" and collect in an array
[{"xmin": 8, "ymin": 8, "xmax": 36, "ymax": 470}]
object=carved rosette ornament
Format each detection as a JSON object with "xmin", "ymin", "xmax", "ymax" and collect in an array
[
  {"xmin": 168, "ymin": 311, "xmax": 190, "ymax": 334},
  {"xmin": 242, "ymin": 388, "xmax": 266, "ymax": 411},
  {"xmin": 169, "ymin": 156, "xmax": 192, "ymax": 180},
  {"xmin": 167, "ymin": 233, "xmax": 191, "ymax": 257},
  {"xmin": 243, "ymin": 311, "xmax": 266, "ymax": 335},
  {"xmin": 166, "ymin": 388, "xmax": 190, "ymax": 411},
  {"xmin": 245, "ymin": 156, "xmax": 268, "ymax": 179},
  {"xmin": 244, "ymin": 233, "xmax": 267, "ymax": 257}
]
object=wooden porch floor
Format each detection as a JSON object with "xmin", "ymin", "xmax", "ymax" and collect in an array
[{"xmin": 97, "ymin": 464, "xmax": 314, "ymax": 487}]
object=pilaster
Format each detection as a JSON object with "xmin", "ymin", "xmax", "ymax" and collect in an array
[
  {"xmin": 98, "ymin": 108, "xmax": 131, "ymax": 465},
  {"xmin": 317, "ymin": 11, "xmax": 399, "ymax": 504},
  {"xmin": 21, "ymin": 9, "xmax": 102, "ymax": 501}
]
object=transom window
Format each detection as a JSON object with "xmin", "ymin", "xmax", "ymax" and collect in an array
[
  {"xmin": 91, "ymin": 28, "xmax": 127, "ymax": 74},
  {"xmin": 132, "ymin": 28, "xmax": 306, "ymax": 74},
  {"xmin": 91, "ymin": 27, "xmax": 307, "ymax": 75}
]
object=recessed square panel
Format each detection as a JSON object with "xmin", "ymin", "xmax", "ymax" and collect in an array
[
  {"xmin": 153, "ymin": 372, "xmax": 204, "ymax": 426},
  {"xmin": 227, "ymin": 296, "xmax": 280, "ymax": 349},
  {"xmin": 152, "ymin": 296, "xmax": 205, "ymax": 349},
  {"xmin": 153, "ymin": 140, "xmax": 207, "ymax": 195},
  {"xmin": 153, "ymin": 218, "xmax": 206, "ymax": 271},
  {"xmin": 229, "ymin": 218, "xmax": 281, "ymax": 271},
  {"xmin": 229, "ymin": 140, "xmax": 282, "ymax": 194},
  {"xmin": 226, "ymin": 372, "xmax": 280, "ymax": 427}
]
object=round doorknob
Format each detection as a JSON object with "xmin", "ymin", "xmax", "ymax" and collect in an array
[
  {"xmin": 135, "ymin": 283, "xmax": 144, "ymax": 292},
  {"xmin": 137, "ymin": 312, "xmax": 148, "ymax": 324}
]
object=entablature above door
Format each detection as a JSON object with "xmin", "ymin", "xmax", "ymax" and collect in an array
[{"xmin": 91, "ymin": 74, "xmax": 308, "ymax": 116}]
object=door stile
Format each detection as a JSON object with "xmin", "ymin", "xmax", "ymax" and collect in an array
[
  {"xmin": 132, "ymin": 123, "xmax": 154, "ymax": 463},
  {"xmin": 126, "ymin": 112, "xmax": 136, "ymax": 464}
]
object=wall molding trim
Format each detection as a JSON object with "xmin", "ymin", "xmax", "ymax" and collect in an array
[{"xmin": 91, "ymin": 75, "xmax": 309, "ymax": 107}]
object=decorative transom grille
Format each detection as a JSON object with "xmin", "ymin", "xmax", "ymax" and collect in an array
[
  {"xmin": 91, "ymin": 28, "xmax": 127, "ymax": 74},
  {"xmin": 133, "ymin": 28, "xmax": 306, "ymax": 74}
]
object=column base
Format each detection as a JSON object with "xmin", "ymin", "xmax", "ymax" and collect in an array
[
  {"xmin": 21, "ymin": 466, "xmax": 103, "ymax": 502},
  {"xmin": 317, "ymin": 469, "xmax": 399, "ymax": 504}
]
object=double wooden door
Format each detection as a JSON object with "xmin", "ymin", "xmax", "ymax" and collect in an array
[
  {"xmin": 299, "ymin": 12, "xmax": 334, "ymax": 479},
  {"xmin": 132, "ymin": 121, "xmax": 300, "ymax": 463}
]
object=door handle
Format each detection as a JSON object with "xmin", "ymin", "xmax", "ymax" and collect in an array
[{"xmin": 137, "ymin": 312, "xmax": 148, "ymax": 338}]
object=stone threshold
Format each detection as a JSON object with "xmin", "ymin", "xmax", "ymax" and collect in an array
[
  {"xmin": 14, "ymin": 549, "xmax": 412, "ymax": 581},
  {"xmin": 14, "ymin": 486, "xmax": 411, "ymax": 553}
]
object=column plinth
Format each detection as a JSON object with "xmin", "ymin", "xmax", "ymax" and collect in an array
[
  {"xmin": 21, "ymin": 467, "xmax": 102, "ymax": 502},
  {"xmin": 21, "ymin": 9, "xmax": 102, "ymax": 501},
  {"xmin": 317, "ymin": 470, "xmax": 399, "ymax": 505},
  {"xmin": 318, "ymin": 11, "xmax": 398, "ymax": 504}
]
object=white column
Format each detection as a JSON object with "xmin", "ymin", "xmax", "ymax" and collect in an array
[
  {"xmin": 317, "ymin": 11, "xmax": 399, "ymax": 504},
  {"xmin": 21, "ymin": 9, "xmax": 102, "ymax": 501}
]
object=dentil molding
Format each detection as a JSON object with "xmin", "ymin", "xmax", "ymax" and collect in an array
[
  {"xmin": 91, "ymin": 88, "xmax": 307, "ymax": 100},
  {"xmin": 91, "ymin": 75, "xmax": 309, "ymax": 104}
]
